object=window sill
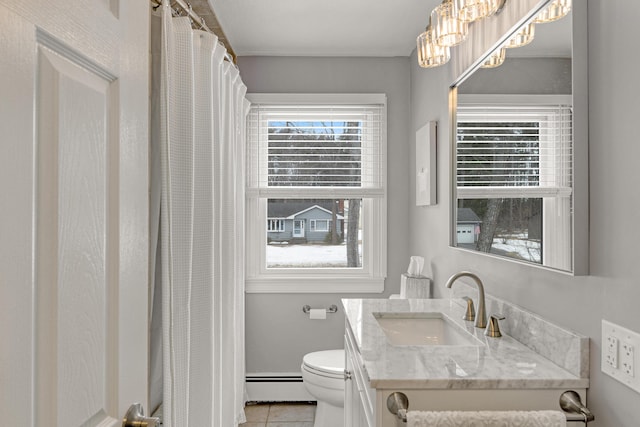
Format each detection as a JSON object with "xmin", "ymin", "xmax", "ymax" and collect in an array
[{"xmin": 245, "ymin": 276, "xmax": 385, "ymax": 293}]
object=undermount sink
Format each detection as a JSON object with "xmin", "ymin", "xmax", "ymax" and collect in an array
[{"xmin": 373, "ymin": 312, "xmax": 482, "ymax": 346}]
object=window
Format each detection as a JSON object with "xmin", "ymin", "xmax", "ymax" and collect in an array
[
  {"xmin": 310, "ymin": 219, "xmax": 331, "ymax": 232},
  {"xmin": 246, "ymin": 94, "xmax": 387, "ymax": 293},
  {"xmin": 456, "ymin": 95, "xmax": 572, "ymax": 270},
  {"xmin": 267, "ymin": 219, "xmax": 285, "ymax": 232}
]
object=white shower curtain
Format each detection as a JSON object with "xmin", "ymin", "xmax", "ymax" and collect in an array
[{"xmin": 151, "ymin": 2, "xmax": 249, "ymax": 426}]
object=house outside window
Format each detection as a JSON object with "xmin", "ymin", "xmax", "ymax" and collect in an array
[
  {"xmin": 246, "ymin": 94, "xmax": 387, "ymax": 293},
  {"xmin": 267, "ymin": 201, "xmax": 342, "ymax": 246}
]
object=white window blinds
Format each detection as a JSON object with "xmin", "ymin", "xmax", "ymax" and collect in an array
[
  {"xmin": 456, "ymin": 102, "xmax": 572, "ymax": 199},
  {"xmin": 247, "ymin": 94, "xmax": 385, "ymax": 198}
]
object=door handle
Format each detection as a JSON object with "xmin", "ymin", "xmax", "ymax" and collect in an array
[{"xmin": 123, "ymin": 403, "xmax": 161, "ymax": 427}]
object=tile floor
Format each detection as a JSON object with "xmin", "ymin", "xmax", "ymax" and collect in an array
[{"xmin": 242, "ymin": 402, "xmax": 316, "ymax": 427}]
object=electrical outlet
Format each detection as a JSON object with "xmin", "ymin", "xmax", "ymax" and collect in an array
[
  {"xmin": 602, "ymin": 320, "xmax": 640, "ymax": 394},
  {"xmin": 621, "ymin": 342, "xmax": 635, "ymax": 377},
  {"xmin": 606, "ymin": 335, "xmax": 619, "ymax": 368}
]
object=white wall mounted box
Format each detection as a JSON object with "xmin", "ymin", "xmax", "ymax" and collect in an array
[{"xmin": 602, "ymin": 320, "xmax": 640, "ymax": 394}]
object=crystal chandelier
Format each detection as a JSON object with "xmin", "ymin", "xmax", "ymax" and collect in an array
[{"xmin": 416, "ymin": 0, "xmax": 569, "ymax": 69}]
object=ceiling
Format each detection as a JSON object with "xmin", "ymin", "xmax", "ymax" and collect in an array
[
  {"xmin": 207, "ymin": 0, "xmax": 438, "ymax": 57},
  {"xmin": 206, "ymin": 0, "xmax": 571, "ymax": 59}
]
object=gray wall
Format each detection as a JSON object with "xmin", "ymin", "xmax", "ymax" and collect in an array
[
  {"xmin": 409, "ymin": 2, "xmax": 640, "ymax": 426},
  {"xmin": 459, "ymin": 57, "xmax": 571, "ymax": 94},
  {"xmin": 238, "ymin": 56, "xmax": 411, "ymax": 373}
]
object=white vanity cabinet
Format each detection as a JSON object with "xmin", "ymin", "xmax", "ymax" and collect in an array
[
  {"xmin": 344, "ymin": 321, "xmax": 375, "ymax": 427},
  {"xmin": 342, "ymin": 298, "xmax": 590, "ymax": 427},
  {"xmin": 346, "ymin": 322, "xmax": 587, "ymax": 427}
]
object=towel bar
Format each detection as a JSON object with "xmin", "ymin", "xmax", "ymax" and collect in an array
[{"xmin": 386, "ymin": 390, "xmax": 594, "ymax": 425}]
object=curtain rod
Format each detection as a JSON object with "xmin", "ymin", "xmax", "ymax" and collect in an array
[{"xmin": 151, "ymin": 0, "xmax": 237, "ymax": 65}]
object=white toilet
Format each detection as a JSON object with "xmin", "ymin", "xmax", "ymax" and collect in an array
[{"xmin": 301, "ymin": 349, "xmax": 345, "ymax": 427}]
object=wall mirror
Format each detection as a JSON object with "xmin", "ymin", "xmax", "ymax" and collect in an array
[{"xmin": 450, "ymin": 0, "xmax": 588, "ymax": 275}]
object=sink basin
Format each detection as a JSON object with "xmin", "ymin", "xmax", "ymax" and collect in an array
[{"xmin": 373, "ymin": 312, "xmax": 482, "ymax": 346}]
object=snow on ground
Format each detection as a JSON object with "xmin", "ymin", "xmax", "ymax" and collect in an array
[
  {"xmin": 491, "ymin": 235, "xmax": 541, "ymax": 263},
  {"xmin": 266, "ymin": 235, "xmax": 539, "ymax": 268},
  {"xmin": 267, "ymin": 243, "xmax": 354, "ymax": 268}
]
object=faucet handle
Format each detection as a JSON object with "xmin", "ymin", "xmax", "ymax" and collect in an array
[
  {"xmin": 461, "ymin": 296, "xmax": 475, "ymax": 322},
  {"xmin": 485, "ymin": 314, "xmax": 505, "ymax": 337}
]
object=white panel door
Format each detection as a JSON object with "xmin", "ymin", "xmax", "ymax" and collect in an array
[{"xmin": 0, "ymin": 1, "xmax": 150, "ymax": 426}]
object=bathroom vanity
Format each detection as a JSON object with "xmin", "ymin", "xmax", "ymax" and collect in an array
[{"xmin": 342, "ymin": 298, "xmax": 589, "ymax": 427}]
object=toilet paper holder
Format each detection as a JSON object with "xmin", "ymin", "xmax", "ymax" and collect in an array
[{"xmin": 302, "ymin": 304, "xmax": 338, "ymax": 314}]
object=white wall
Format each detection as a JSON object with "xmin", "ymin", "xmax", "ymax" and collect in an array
[
  {"xmin": 409, "ymin": 1, "xmax": 640, "ymax": 426},
  {"xmin": 238, "ymin": 56, "xmax": 411, "ymax": 374}
]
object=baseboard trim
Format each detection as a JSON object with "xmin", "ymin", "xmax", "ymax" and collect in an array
[{"xmin": 246, "ymin": 373, "xmax": 315, "ymax": 402}]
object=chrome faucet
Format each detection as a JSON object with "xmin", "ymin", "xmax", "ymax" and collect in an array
[{"xmin": 445, "ymin": 271, "xmax": 487, "ymax": 329}]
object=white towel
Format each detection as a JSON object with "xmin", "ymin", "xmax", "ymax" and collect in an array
[{"xmin": 407, "ymin": 410, "xmax": 567, "ymax": 427}]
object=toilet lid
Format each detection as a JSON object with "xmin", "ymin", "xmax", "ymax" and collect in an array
[{"xmin": 302, "ymin": 349, "xmax": 344, "ymax": 377}]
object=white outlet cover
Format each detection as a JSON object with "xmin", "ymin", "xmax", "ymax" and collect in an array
[
  {"xmin": 621, "ymin": 342, "xmax": 635, "ymax": 377},
  {"xmin": 602, "ymin": 319, "xmax": 640, "ymax": 394},
  {"xmin": 606, "ymin": 335, "xmax": 619, "ymax": 368}
]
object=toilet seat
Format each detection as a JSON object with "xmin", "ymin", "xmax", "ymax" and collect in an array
[{"xmin": 302, "ymin": 349, "xmax": 344, "ymax": 379}]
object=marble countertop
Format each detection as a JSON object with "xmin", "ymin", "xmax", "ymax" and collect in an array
[{"xmin": 342, "ymin": 298, "xmax": 589, "ymax": 390}]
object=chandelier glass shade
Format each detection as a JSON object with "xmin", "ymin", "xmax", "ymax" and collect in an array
[
  {"xmin": 480, "ymin": 47, "xmax": 506, "ymax": 68},
  {"xmin": 417, "ymin": 25, "xmax": 451, "ymax": 68},
  {"xmin": 432, "ymin": 0, "xmax": 469, "ymax": 47},
  {"xmin": 534, "ymin": 0, "xmax": 571, "ymax": 23},
  {"xmin": 505, "ymin": 22, "xmax": 535, "ymax": 48},
  {"xmin": 455, "ymin": 0, "xmax": 493, "ymax": 22}
]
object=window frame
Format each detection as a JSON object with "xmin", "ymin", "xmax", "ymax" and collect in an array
[
  {"xmin": 245, "ymin": 93, "xmax": 387, "ymax": 293},
  {"xmin": 310, "ymin": 219, "xmax": 331, "ymax": 232},
  {"xmin": 267, "ymin": 218, "xmax": 285, "ymax": 232},
  {"xmin": 455, "ymin": 94, "xmax": 573, "ymax": 270}
]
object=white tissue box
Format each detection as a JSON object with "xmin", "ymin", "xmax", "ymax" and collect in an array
[{"xmin": 400, "ymin": 274, "xmax": 431, "ymax": 299}]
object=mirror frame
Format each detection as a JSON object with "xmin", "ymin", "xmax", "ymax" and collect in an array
[{"xmin": 448, "ymin": 0, "xmax": 589, "ymax": 275}]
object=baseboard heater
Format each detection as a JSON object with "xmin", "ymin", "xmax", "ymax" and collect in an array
[{"xmin": 246, "ymin": 373, "xmax": 315, "ymax": 402}]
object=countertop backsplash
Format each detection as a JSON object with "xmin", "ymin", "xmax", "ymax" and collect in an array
[{"xmin": 446, "ymin": 280, "xmax": 589, "ymax": 379}]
